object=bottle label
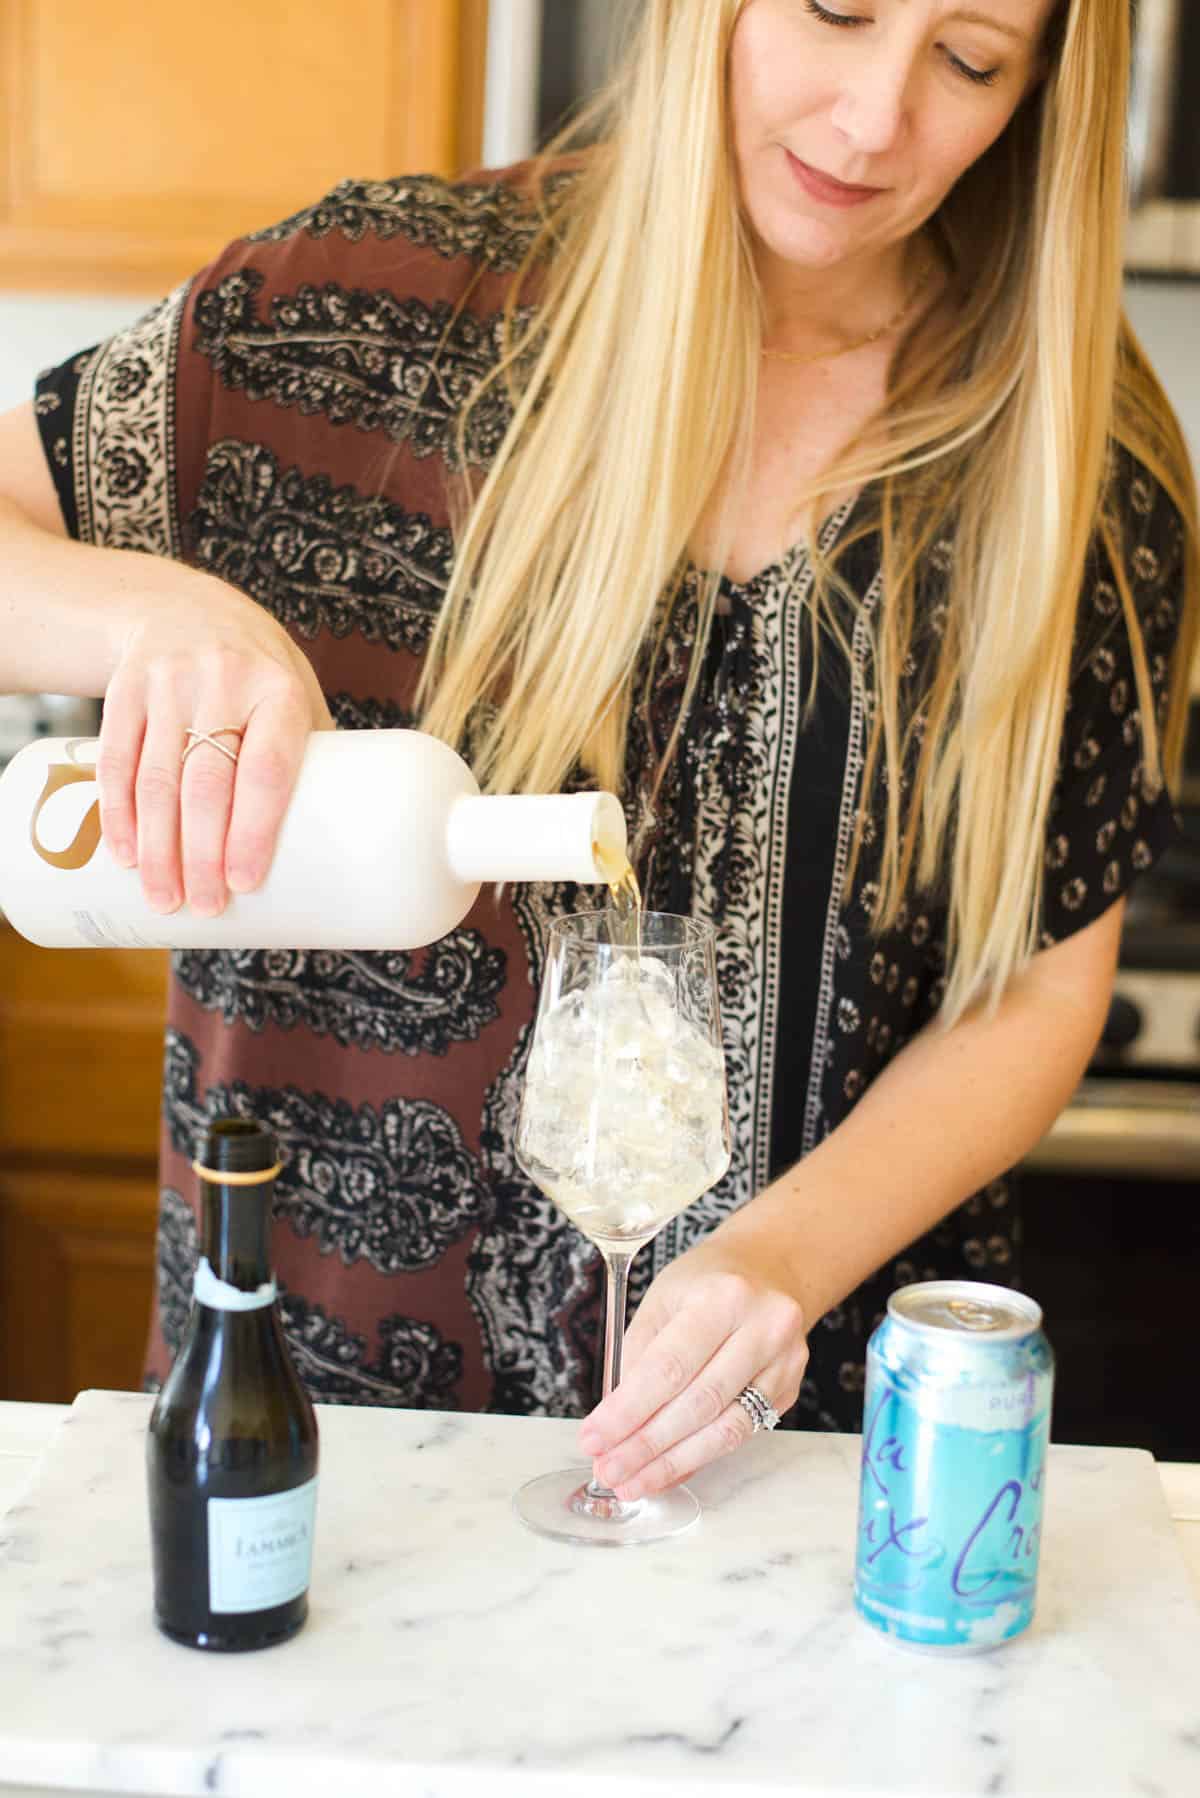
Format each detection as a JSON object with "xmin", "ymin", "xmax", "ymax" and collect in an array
[
  {"xmin": 28, "ymin": 741, "xmax": 102, "ymax": 871},
  {"xmin": 193, "ymin": 1256, "xmax": 277, "ymax": 1312},
  {"xmin": 70, "ymin": 907, "xmax": 162, "ymax": 949},
  {"xmin": 207, "ymin": 1477, "xmax": 318, "ymax": 1615}
]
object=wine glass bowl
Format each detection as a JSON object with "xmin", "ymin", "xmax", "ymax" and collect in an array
[{"xmin": 514, "ymin": 910, "xmax": 731, "ymax": 1545}]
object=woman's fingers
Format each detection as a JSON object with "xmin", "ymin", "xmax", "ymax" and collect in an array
[
  {"xmin": 607, "ymin": 1379, "xmax": 789, "ymax": 1503},
  {"xmin": 618, "ymin": 1290, "xmax": 670, "ymax": 1367},
  {"xmin": 95, "ymin": 683, "xmax": 146, "ymax": 871},
  {"xmin": 590, "ymin": 1332, "xmax": 756, "ymax": 1492},
  {"xmin": 96, "ymin": 618, "xmax": 325, "ymax": 913},
  {"xmin": 224, "ymin": 688, "xmax": 315, "ymax": 895},
  {"xmin": 89, "ymin": 578, "xmax": 332, "ymax": 914},
  {"xmin": 579, "ymin": 1269, "xmax": 809, "ymax": 1496},
  {"xmin": 597, "ymin": 1346, "xmax": 804, "ymax": 1501},
  {"xmin": 579, "ymin": 1306, "xmax": 727, "ymax": 1462},
  {"xmin": 134, "ymin": 697, "xmax": 189, "ymax": 913},
  {"xmin": 179, "ymin": 730, "xmax": 240, "ymax": 917}
]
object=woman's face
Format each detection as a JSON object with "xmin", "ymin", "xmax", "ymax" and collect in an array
[{"xmin": 729, "ymin": 0, "xmax": 1058, "ymax": 273}]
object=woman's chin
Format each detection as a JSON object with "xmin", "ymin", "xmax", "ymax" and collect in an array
[{"xmin": 755, "ymin": 215, "xmax": 858, "ymax": 274}]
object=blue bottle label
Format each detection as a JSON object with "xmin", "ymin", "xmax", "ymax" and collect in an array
[{"xmin": 207, "ymin": 1477, "xmax": 318, "ymax": 1615}]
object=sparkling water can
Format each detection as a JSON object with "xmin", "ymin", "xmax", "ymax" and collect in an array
[{"xmin": 855, "ymin": 1280, "xmax": 1054, "ymax": 1653}]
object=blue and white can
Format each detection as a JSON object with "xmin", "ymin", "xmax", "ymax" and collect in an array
[{"xmin": 855, "ymin": 1280, "xmax": 1053, "ymax": 1654}]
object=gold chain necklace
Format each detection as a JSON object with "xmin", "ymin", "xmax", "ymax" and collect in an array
[{"xmin": 761, "ymin": 261, "xmax": 933, "ymax": 367}]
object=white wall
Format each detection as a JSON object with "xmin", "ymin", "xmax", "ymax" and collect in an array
[
  {"xmin": 1, "ymin": 277, "xmax": 1196, "ymax": 467},
  {"xmin": 0, "ymin": 292, "xmax": 158, "ymax": 416},
  {"xmin": 1124, "ymin": 279, "xmax": 1200, "ymax": 469}
]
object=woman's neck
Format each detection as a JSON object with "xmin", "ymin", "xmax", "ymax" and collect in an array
[{"xmin": 757, "ymin": 238, "xmax": 918, "ymax": 359}]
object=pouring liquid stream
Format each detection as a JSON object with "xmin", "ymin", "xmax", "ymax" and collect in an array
[{"xmin": 605, "ymin": 858, "xmax": 643, "ymax": 955}]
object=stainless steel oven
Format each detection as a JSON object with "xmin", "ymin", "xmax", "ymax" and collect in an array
[{"xmin": 1021, "ymin": 700, "xmax": 1200, "ymax": 1463}]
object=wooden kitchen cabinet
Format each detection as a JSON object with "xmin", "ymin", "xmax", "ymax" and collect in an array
[
  {"xmin": 0, "ymin": 0, "xmax": 489, "ymax": 292},
  {"xmin": 0, "ymin": 922, "xmax": 168, "ymax": 1401}
]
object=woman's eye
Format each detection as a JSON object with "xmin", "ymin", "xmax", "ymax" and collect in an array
[
  {"xmin": 802, "ymin": 0, "xmax": 1005, "ymax": 88},
  {"xmin": 944, "ymin": 50, "xmax": 1002, "ymax": 87},
  {"xmin": 803, "ymin": 0, "xmax": 867, "ymax": 27}
]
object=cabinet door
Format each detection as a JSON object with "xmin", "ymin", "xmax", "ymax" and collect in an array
[
  {"xmin": 0, "ymin": 925, "xmax": 168, "ymax": 1400},
  {"xmin": 0, "ymin": 1167, "xmax": 160, "ymax": 1403},
  {"xmin": 0, "ymin": 0, "xmax": 488, "ymax": 293}
]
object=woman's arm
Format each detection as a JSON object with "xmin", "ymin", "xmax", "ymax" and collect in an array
[
  {"xmin": 580, "ymin": 898, "xmax": 1123, "ymax": 1498},
  {"xmin": 0, "ymin": 401, "xmax": 330, "ymax": 916},
  {"xmin": 0, "ymin": 401, "xmax": 126, "ymax": 695}
]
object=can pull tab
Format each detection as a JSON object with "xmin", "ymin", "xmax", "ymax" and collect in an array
[{"xmin": 947, "ymin": 1298, "xmax": 1001, "ymax": 1331}]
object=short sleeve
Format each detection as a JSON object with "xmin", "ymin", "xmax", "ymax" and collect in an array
[
  {"xmin": 33, "ymin": 284, "xmax": 199, "ymax": 564},
  {"xmin": 1041, "ymin": 451, "xmax": 1188, "ymax": 946},
  {"xmin": 30, "ymin": 171, "xmax": 547, "ymax": 577}
]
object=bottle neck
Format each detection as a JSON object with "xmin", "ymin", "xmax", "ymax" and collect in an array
[
  {"xmin": 444, "ymin": 792, "xmax": 627, "ymax": 885},
  {"xmin": 200, "ymin": 1183, "xmax": 274, "ymax": 1291}
]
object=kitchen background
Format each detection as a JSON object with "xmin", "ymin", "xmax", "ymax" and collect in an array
[
  {"xmin": 1, "ymin": 1, "xmax": 1198, "ymax": 447},
  {"xmin": 1, "ymin": 0, "xmax": 1197, "ymax": 1453}
]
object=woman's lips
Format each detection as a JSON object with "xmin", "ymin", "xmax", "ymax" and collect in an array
[{"xmin": 786, "ymin": 151, "xmax": 885, "ymax": 208}]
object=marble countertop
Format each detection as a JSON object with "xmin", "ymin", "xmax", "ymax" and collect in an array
[{"xmin": 1, "ymin": 1391, "xmax": 1199, "ymax": 1798}]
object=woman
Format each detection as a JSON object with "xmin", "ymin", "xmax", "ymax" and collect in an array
[{"xmin": 0, "ymin": 0, "xmax": 1195, "ymax": 1504}]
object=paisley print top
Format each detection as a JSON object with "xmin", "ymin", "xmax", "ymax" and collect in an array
[{"xmin": 34, "ymin": 171, "xmax": 1187, "ymax": 1430}]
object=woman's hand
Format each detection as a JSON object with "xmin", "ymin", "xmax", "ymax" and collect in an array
[
  {"xmin": 577, "ymin": 1230, "xmax": 809, "ymax": 1501},
  {"xmin": 97, "ymin": 578, "xmax": 333, "ymax": 918}
]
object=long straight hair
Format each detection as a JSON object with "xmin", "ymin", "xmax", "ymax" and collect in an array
[{"xmin": 417, "ymin": 0, "xmax": 1199, "ymax": 1024}]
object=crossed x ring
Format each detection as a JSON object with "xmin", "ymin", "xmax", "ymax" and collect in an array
[
  {"xmin": 737, "ymin": 1384, "xmax": 781, "ymax": 1434},
  {"xmin": 181, "ymin": 727, "xmax": 245, "ymax": 768}
]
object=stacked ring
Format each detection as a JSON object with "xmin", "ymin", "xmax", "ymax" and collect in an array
[
  {"xmin": 181, "ymin": 727, "xmax": 245, "ymax": 768},
  {"xmin": 736, "ymin": 1384, "xmax": 781, "ymax": 1433}
]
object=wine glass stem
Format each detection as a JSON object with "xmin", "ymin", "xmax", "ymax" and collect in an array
[{"xmin": 587, "ymin": 1245, "xmax": 637, "ymax": 1501}]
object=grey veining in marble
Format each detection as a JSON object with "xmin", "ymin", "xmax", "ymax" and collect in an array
[{"xmin": 0, "ymin": 1389, "xmax": 1198, "ymax": 1798}]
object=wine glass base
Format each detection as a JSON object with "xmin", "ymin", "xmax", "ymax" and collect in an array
[{"xmin": 514, "ymin": 1466, "xmax": 700, "ymax": 1546}]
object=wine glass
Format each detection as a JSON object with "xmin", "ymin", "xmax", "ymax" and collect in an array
[{"xmin": 514, "ymin": 910, "xmax": 731, "ymax": 1546}]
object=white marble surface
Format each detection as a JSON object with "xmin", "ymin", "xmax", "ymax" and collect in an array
[{"xmin": 1, "ymin": 1391, "xmax": 1199, "ymax": 1798}]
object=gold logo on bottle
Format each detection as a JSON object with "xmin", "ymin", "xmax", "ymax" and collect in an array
[{"xmin": 29, "ymin": 739, "xmax": 102, "ymax": 870}]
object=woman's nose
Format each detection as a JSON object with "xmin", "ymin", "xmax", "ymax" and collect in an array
[{"xmin": 829, "ymin": 52, "xmax": 912, "ymax": 156}]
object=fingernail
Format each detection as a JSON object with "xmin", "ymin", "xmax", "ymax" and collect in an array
[
  {"xmin": 146, "ymin": 890, "xmax": 180, "ymax": 915},
  {"xmin": 188, "ymin": 895, "xmax": 224, "ymax": 919},
  {"xmin": 578, "ymin": 1427, "xmax": 603, "ymax": 1453},
  {"xmin": 111, "ymin": 842, "xmax": 136, "ymax": 869},
  {"xmin": 226, "ymin": 867, "xmax": 257, "ymax": 893}
]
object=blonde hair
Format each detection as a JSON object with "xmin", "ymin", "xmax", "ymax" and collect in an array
[{"xmin": 417, "ymin": 0, "xmax": 1199, "ymax": 1024}]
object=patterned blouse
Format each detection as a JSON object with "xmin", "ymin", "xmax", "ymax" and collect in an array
[{"xmin": 34, "ymin": 171, "xmax": 1187, "ymax": 1431}]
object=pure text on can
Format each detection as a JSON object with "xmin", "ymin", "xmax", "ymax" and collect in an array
[{"xmin": 855, "ymin": 1280, "xmax": 1054, "ymax": 1653}]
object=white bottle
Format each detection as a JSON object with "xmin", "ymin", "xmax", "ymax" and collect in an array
[{"xmin": 0, "ymin": 731, "xmax": 627, "ymax": 951}]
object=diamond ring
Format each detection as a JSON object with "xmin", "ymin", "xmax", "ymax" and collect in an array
[{"xmin": 736, "ymin": 1384, "xmax": 781, "ymax": 1434}]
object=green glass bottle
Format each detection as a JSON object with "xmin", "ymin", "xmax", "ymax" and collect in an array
[{"xmin": 146, "ymin": 1118, "xmax": 318, "ymax": 1650}]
